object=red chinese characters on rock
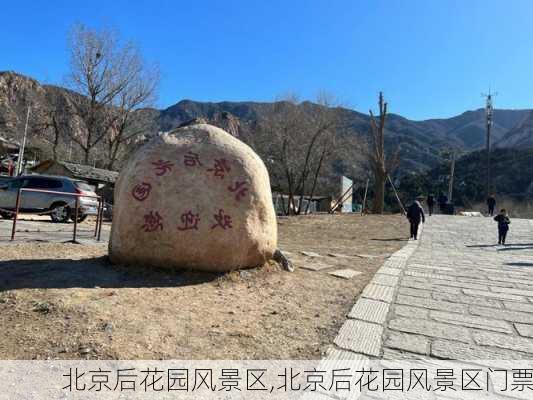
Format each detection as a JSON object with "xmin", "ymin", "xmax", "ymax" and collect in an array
[
  {"xmin": 207, "ymin": 158, "xmax": 231, "ymax": 179},
  {"xmin": 211, "ymin": 209, "xmax": 233, "ymax": 230},
  {"xmin": 228, "ymin": 180, "xmax": 249, "ymax": 201},
  {"xmin": 132, "ymin": 182, "xmax": 152, "ymax": 201},
  {"xmin": 177, "ymin": 210, "xmax": 201, "ymax": 231},
  {"xmin": 183, "ymin": 151, "xmax": 203, "ymax": 167},
  {"xmin": 142, "ymin": 211, "xmax": 163, "ymax": 232},
  {"xmin": 152, "ymin": 160, "xmax": 174, "ymax": 176}
]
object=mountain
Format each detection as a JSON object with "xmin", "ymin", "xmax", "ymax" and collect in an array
[
  {"xmin": 495, "ymin": 110, "xmax": 533, "ymax": 148},
  {"xmin": 398, "ymin": 147, "xmax": 533, "ymax": 208},
  {"xmin": 0, "ymin": 70, "xmax": 532, "ymax": 173}
]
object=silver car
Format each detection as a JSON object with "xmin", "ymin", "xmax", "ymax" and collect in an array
[{"xmin": 0, "ymin": 175, "xmax": 99, "ymax": 223}]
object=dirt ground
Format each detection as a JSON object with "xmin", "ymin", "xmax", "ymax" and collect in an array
[{"xmin": 0, "ymin": 214, "xmax": 407, "ymax": 360}]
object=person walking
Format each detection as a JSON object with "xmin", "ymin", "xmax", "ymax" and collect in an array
[
  {"xmin": 406, "ymin": 198, "xmax": 425, "ymax": 240},
  {"xmin": 494, "ymin": 209, "xmax": 510, "ymax": 245},
  {"xmin": 487, "ymin": 194, "xmax": 496, "ymax": 216},
  {"xmin": 427, "ymin": 194, "xmax": 435, "ymax": 216},
  {"xmin": 437, "ymin": 192, "xmax": 448, "ymax": 213}
]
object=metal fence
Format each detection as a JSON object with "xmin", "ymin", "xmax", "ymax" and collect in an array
[{"xmin": 8, "ymin": 187, "xmax": 105, "ymax": 242}]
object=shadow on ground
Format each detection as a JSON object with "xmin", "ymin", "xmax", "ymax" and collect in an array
[
  {"xmin": 498, "ymin": 244, "xmax": 533, "ymax": 251},
  {"xmin": 0, "ymin": 257, "xmax": 221, "ymax": 291},
  {"xmin": 505, "ymin": 262, "xmax": 533, "ymax": 267},
  {"xmin": 370, "ymin": 237, "xmax": 409, "ymax": 242}
]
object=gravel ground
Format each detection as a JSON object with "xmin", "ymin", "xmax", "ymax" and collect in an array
[{"xmin": 0, "ymin": 213, "xmax": 408, "ymax": 360}]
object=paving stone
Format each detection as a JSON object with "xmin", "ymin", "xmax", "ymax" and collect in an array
[
  {"xmin": 327, "ymin": 269, "xmax": 361, "ymax": 279},
  {"xmin": 503, "ymin": 301, "xmax": 533, "ymax": 313},
  {"xmin": 348, "ymin": 298, "xmax": 390, "ymax": 324},
  {"xmin": 384, "ymin": 331, "xmax": 429, "ymax": 355},
  {"xmin": 456, "ymin": 277, "xmax": 515, "ymax": 288},
  {"xmin": 409, "ymin": 263, "xmax": 454, "ymax": 272},
  {"xmin": 398, "ymin": 287, "xmax": 432, "ymax": 298},
  {"xmin": 396, "ymin": 294, "xmax": 467, "ymax": 314},
  {"xmin": 320, "ymin": 348, "xmax": 369, "ymax": 373},
  {"xmin": 301, "ymin": 251, "xmax": 322, "ymax": 257},
  {"xmin": 490, "ymin": 286, "xmax": 533, "ymax": 297},
  {"xmin": 431, "ymin": 339, "xmax": 531, "ymax": 360},
  {"xmin": 488, "ymin": 275, "xmax": 533, "ymax": 286},
  {"xmin": 354, "ymin": 253, "xmax": 382, "ymax": 259},
  {"xmin": 472, "ymin": 330, "xmax": 533, "ymax": 354},
  {"xmin": 400, "ymin": 279, "xmax": 462, "ymax": 294},
  {"xmin": 432, "ymin": 292, "xmax": 502, "ymax": 308},
  {"xmin": 334, "ymin": 320, "xmax": 383, "ymax": 357},
  {"xmin": 429, "ymin": 310, "xmax": 513, "ymax": 333},
  {"xmin": 300, "ymin": 263, "xmax": 331, "ymax": 271},
  {"xmin": 371, "ymin": 274, "xmax": 399, "ymax": 287},
  {"xmin": 388, "ymin": 317, "xmax": 471, "ymax": 343},
  {"xmin": 327, "ymin": 252, "xmax": 354, "ymax": 259},
  {"xmin": 361, "ymin": 284, "xmax": 395, "ymax": 303},
  {"xmin": 381, "ymin": 348, "xmax": 433, "ymax": 361},
  {"xmin": 515, "ymin": 323, "xmax": 533, "ymax": 338},
  {"xmin": 462, "ymin": 288, "xmax": 526, "ymax": 302},
  {"xmin": 405, "ymin": 270, "xmax": 454, "ymax": 281},
  {"xmin": 422, "ymin": 278, "xmax": 488, "ymax": 291},
  {"xmin": 470, "ymin": 305, "xmax": 533, "ymax": 324},
  {"xmin": 393, "ymin": 304, "xmax": 429, "ymax": 319},
  {"xmin": 377, "ymin": 266, "xmax": 401, "ymax": 276}
]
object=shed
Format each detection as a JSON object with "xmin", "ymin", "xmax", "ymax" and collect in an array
[
  {"xmin": 31, "ymin": 160, "xmax": 119, "ymax": 204},
  {"xmin": 31, "ymin": 160, "xmax": 118, "ymax": 186}
]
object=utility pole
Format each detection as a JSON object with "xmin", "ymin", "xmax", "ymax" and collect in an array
[
  {"xmin": 448, "ymin": 151, "xmax": 456, "ymax": 202},
  {"xmin": 482, "ymin": 91, "xmax": 496, "ymax": 199},
  {"xmin": 16, "ymin": 106, "xmax": 31, "ymax": 176}
]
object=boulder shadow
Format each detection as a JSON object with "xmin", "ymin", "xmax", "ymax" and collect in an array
[{"xmin": 0, "ymin": 257, "xmax": 222, "ymax": 291}]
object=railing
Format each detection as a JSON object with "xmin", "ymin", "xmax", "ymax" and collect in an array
[{"xmin": 8, "ymin": 187, "xmax": 105, "ymax": 242}]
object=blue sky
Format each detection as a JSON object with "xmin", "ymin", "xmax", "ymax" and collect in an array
[{"xmin": 2, "ymin": 0, "xmax": 533, "ymax": 120}]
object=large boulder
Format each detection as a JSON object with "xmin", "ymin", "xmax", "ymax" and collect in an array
[{"xmin": 109, "ymin": 123, "xmax": 277, "ymax": 272}]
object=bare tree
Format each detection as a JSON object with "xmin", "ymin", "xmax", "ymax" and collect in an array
[
  {"xmin": 367, "ymin": 92, "xmax": 399, "ymax": 214},
  {"xmin": 252, "ymin": 95, "xmax": 342, "ymax": 215},
  {"xmin": 65, "ymin": 24, "xmax": 158, "ymax": 165}
]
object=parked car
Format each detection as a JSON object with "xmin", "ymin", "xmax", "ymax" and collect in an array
[{"xmin": 0, "ymin": 175, "xmax": 99, "ymax": 223}]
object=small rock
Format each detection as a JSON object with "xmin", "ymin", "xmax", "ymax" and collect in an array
[
  {"xmin": 78, "ymin": 346, "xmax": 91, "ymax": 355},
  {"xmin": 102, "ymin": 323, "xmax": 114, "ymax": 333},
  {"xmin": 239, "ymin": 271, "xmax": 251, "ymax": 279},
  {"xmin": 32, "ymin": 302, "xmax": 51, "ymax": 314}
]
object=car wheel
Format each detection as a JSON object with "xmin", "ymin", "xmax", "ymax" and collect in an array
[
  {"xmin": 71, "ymin": 214, "xmax": 88, "ymax": 223},
  {"xmin": 50, "ymin": 203, "xmax": 70, "ymax": 223}
]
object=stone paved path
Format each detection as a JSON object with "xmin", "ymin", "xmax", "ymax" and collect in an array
[{"xmin": 332, "ymin": 215, "xmax": 533, "ymax": 360}]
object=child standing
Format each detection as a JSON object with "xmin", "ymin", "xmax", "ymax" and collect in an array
[{"xmin": 494, "ymin": 209, "xmax": 510, "ymax": 245}]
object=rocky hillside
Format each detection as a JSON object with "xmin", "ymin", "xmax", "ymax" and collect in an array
[
  {"xmin": 1, "ymin": 70, "xmax": 531, "ymax": 172},
  {"xmin": 495, "ymin": 110, "xmax": 533, "ymax": 148}
]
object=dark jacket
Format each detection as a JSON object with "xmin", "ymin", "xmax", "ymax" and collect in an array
[
  {"xmin": 494, "ymin": 214, "xmax": 510, "ymax": 230},
  {"xmin": 407, "ymin": 201, "xmax": 425, "ymax": 223},
  {"xmin": 427, "ymin": 195, "xmax": 435, "ymax": 206},
  {"xmin": 487, "ymin": 197, "xmax": 496, "ymax": 207}
]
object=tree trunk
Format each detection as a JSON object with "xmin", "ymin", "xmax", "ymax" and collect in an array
[
  {"xmin": 83, "ymin": 148, "xmax": 90, "ymax": 164},
  {"xmin": 372, "ymin": 169, "xmax": 386, "ymax": 214}
]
